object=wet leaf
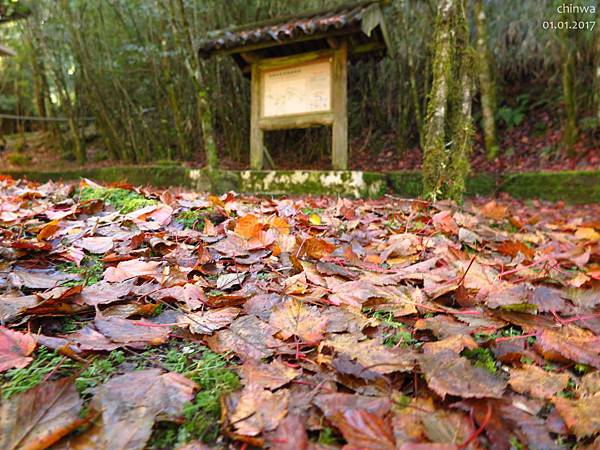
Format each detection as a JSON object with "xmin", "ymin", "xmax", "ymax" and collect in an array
[
  {"xmin": 331, "ymin": 409, "xmax": 395, "ymax": 450},
  {"xmin": 230, "ymin": 384, "xmax": 289, "ymax": 436},
  {"xmin": 270, "ymin": 298, "xmax": 328, "ymax": 344},
  {"xmin": 509, "ymin": 365, "xmax": 569, "ymax": 399},
  {"xmin": 0, "ymin": 326, "xmax": 36, "ymax": 372},
  {"xmin": 420, "ymin": 350, "xmax": 506, "ymax": 399},
  {"xmin": 0, "ymin": 376, "xmax": 83, "ymax": 450}
]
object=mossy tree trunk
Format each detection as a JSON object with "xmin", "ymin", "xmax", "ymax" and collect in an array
[
  {"xmin": 474, "ymin": 0, "xmax": 498, "ymax": 160},
  {"xmin": 422, "ymin": 0, "xmax": 473, "ymax": 203},
  {"xmin": 422, "ymin": 0, "xmax": 455, "ymax": 199},
  {"xmin": 560, "ymin": 13, "xmax": 577, "ymax": 154},
  {"xmin": 446, "ymin": 0, "xmax": 473, "ymax": 202},
  {"xmin": 595, "ymin": 5, "xmax": 600, "ymax": 127}
]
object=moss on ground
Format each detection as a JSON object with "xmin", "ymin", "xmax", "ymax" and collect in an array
[
  {"xmin": 58, "ymin": 255, "xmax": 104, "ymax": 287},
  {"xmin": 78, "ymin": 186, "xmax": 156, "ymax": 213},
  {"xmin": 2, "ymin": 166, "xmax": 598, "ymax": 203}
]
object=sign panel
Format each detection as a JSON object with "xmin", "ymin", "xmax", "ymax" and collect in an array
[{"xmin": 262, "ymin": 58, "xmax": 332, "ymax": 117}]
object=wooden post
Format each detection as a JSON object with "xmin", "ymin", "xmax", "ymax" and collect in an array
[
  {"xmin": 250, "ymin": 63, "xmax": 264, "ymax": 170},
  {"xmin": 331, "ymin": 40, "xmax": 348, "ymax": 170}
]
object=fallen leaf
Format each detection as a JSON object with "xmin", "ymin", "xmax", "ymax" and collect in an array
[
  {"xmin": 103, "ymin": 259, "xmax": 161, "ymax": 283},
  {"xmin": 509, "ymin": 365, "xmax": 569, "ymax": 399},
  {"xmin": 240, "ymin": 359, "xmax": 298, "ymax": 390},
  {"xmin": 553, "ymin": 396, "xmax": 600, "ymax": 437},
  {"xmin": 0, "ymin": 326, "xmax": 36, "ymax": 372},
  {"xmin": 68, "ymin": 369, "xmax": 196, "ymax": 449},
  {"xmin": 94, "ymin": 317, "xmax": 170, "ymax": 346},
  {"xmin": 180, "ymin": 307, "xmax": 240, "ymax": 335},
  {"xmin": 331, "ymin": 409, "xmax": 395, "ymax": 450},
  {"xmin": 268, "ymin": 414, "xmax": 308, "ymax": 450},
  {"xmin": 270, "ymin": 298, "xmax": 328, "ymax": 344},
  {"xmin": 230, "ymin": 384, "xmax": 289, "ymax": 436},
  {"xmin": 0, "ymin": 376, "xmax": 83, "ymax": 450},
  {"xmin": 206, "ymin": 315, "xmax": 280, "ymax": 361},
  {"xmin": 420, "ymin": 350, "xmax": 506, "ymax": 399},
  {"xmin": 235, "ymin": 214, "xmax": 262, "ymax": 239}
]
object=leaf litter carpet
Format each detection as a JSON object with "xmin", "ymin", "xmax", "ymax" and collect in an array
[{"xmin": 1, "ymin": 177, "xmax": 600, "ymax": 449}]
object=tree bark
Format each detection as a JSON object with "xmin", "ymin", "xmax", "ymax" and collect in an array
[
  {"xmin": 561, "ymin": 34, "xmax": 577, "ymax": 153},
  {"xmin": 422, "ymin": 0, "xmax": 455, "ymax": 199},
  {"xmin": 474, "ymin": 0, "xmax": 498, "ymax": 160}
]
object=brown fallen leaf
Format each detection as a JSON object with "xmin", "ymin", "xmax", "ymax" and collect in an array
[
  {"xmin": 270, "ymin": 298, "xmax": 328, "ymax": 344},
  {"xmin": 81, "ymin": 280, "xmax": 135, "ymax": 306},
  {"xmin": 303, "ymin": 237, "xmax": 335, "ymax": 260},
  {"xmin": 509, "ymin": 365, "xmax": 569, "ymax": 399},
  {"xmin": 0, "ymin": 326, "xmax": 36, "ymax": 372},
  {"xmin": 313, "ymin": 393, "xmax": 391, "ymax": 419},
  {"xmin": 420, "ymin": 350, "xmax": 506, "ymax": 399},
  {"xmin": 180, "ymin": 307, "xmax": 240, "ymax": 335},
  {"xmin": 103, "ymin": 259, "xmax": 162, "ymax": 283},
  {"xmin": 94, "ymin": 317, "xmax": 170, "ymax": 346},
  {"xmin": 268, "ymin": 414, "xmax": 308, "ymax": 450},
  {"xmin": 0, "ymin": 376, "xmax": 84, "ymax": 450},
  {"xmin": 78, "ymin": 236, "xmax": 114, "ymax": 254},
  {"xmin": 206, "ymin": 315, "xmax": 280, "ymax": 361},
  {"xmin": 37, "ymin": 219, "xmax": 61, "ymax": 241},
  {"xmin": 235, "ymin": 214, "xmax": 262, "ymax": 239},
  {"xmin": 535, "ymin": 327, "xmax": 600, "ymax": 369},
  {"xmin": 553, "ymin": 396, "xmax": 600, "ymax": 437},
  {"xmin": 320, "ymin": 333, "xmax": 415, "ymax": 374},
  {"xmin": 240, "ymin": 359, "xmax": 299, "ymax": 390},
  {"xmin": 63, "ymin": 369, "xmax": 196, "ymax": 450},
  {"xmin": 331, "ymin": 408, "xmax": 396, "ymax": 450},
  {"xmin": 230, "ymin": 384, "xmax": 289, "ymax": 436}
]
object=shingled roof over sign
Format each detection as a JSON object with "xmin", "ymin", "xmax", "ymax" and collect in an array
[{"xmin": 198, "ymin": 0, "xmax": 391, "ymax": 73}]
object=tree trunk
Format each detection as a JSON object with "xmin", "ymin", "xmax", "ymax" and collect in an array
[
  {"xmin": 446, "ymin": 0, "xmax": 473, "ymax": 202},
  {"xmin": 474, "ymin": 0, "xmax": 498, "ymax": 160},
  {"xmin": 561, "ymin": 38, "xmax": 577, "ymax": 153},
  {"xmin": 422, "ymin": 0, "xmax": 455, "ymax": 199}
]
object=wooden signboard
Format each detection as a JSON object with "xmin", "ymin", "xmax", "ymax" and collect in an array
[
  {"xmin": 250, "ymin": 44, "xmax": 347, "ymax": 170},
  {"xmin": 261, "ymin": 58, "xmax": 332, "ymax": 118}
]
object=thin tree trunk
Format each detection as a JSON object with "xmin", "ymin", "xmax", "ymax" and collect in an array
[
  {"xmin": 422, "ymin": 0, "xmax": 455, "ymax": 199},
  {"xmin": 561, "ymin": 38, "xmax": 577, "ymax": 153},
  {"xmin": 474, "ymin": 0, "xmax": 498, "ymax": 160}
]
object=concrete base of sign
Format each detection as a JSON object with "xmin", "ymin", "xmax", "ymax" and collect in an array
[{"xmin": 2, "ymin": 166, "xmax": 599, "ymax": 203}]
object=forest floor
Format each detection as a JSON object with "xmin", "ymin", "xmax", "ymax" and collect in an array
[
  {"xmin": 1, "ymin": 109, "xmax": 599, "ymax": 173},
  {"xmin": 0, "ymin": 177, "xmax": 599, "ymax": 449}
]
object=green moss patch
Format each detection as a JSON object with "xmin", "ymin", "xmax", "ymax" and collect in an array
[{"xmin": 78, "ymin": 186, "xmax": 156, "ymax": 213}]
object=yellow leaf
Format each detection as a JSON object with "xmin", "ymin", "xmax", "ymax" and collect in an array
[
  {"xmin": 235, "ymin": 214, "xmax": 261, "ymax": 240},
  {"xmin": 309, "ymin": 213, "xmax": 321, "ymax": 225},
  {"xmin": 575, "ymin": 227, "xmax": 600, "ymax": 241}
]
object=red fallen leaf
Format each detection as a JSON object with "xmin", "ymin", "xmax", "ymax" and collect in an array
[
  {"xmin": 103, "ymin": 258, "xmax": 162, "ymax": 283},
  {"xmin": 268, "ymin": 414, "xmax": 308, "ymax": 450},
  {"xmin": 331, "ymin": 409, "xmax": 395, "ymax": 450},
  {"xmin": 420, "ymin": 350, "xmax": 506, "ymax": 399},
  {"xmin": 0, "ymin": 376, "xmax": 84, "ymax": 450},
  {"xmin": 94, "ymin": 317, "xmax": 171, "ymax": 346},
  {"xmin": 0, "ymin": 326, "xmax": 36, "ymax": 372},
  {"xmin": 61, "ymin": 369, "xmax": 196, "ymax": 450},
  {"xmin": 229, "ymin": 384, "xmax": 289, "ymax": 436}
]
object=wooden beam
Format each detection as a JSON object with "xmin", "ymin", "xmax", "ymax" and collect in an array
[
  {"xmin": 259, "ymin": 112, "xmax": 334, "ymax": 130},
  {"xmin": 331, "ymin": 41, "xmax": 348, "ymax": 170},
  {"xmin": 257, "ymin": 48, "xmax": 334, "ymax": 70},
  {"xmin": 250, "ymin": 63, "xmax": 264, "ymax": 170},
  {"xmin": 326, "ymin": 36, "xmax": 340, "ymax": 49}
]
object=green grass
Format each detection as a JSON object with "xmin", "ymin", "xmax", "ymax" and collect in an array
[
  {"xmin": 368, "ymin": 310, "xmax": 416, "ymax": 348},
  {"xmin": 76, "ymin": 350, "xmax": 126, "ymax": 398},
  {"xmin": 175, "ymin": 208, "xmax": 214, "ymax": 230},
  {"xmin": 58, "ymin": 255, "xmax": 104, "ymax": 287},
  {"xmin": 78, "ymin": 186, "xmax": 156, "ymax": 214},
  {"xmin": 317, "ymin": 427, "xmax": 344, "ymax": 446},
  {"xmin": 462, "ymin": 348, "xmax": 497, "ymax": 374},
  {"xmin": 148, "ymin": 344, "xmax": 240, "ymax": 447},
  {"xmin": 0, "ymin": 346, "xmax": 79, "ymax": 399}
]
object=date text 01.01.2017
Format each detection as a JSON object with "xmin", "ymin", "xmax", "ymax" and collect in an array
[{"xmin": 542, "ymin": 20, "xmax": 596, "ymax": 30}]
